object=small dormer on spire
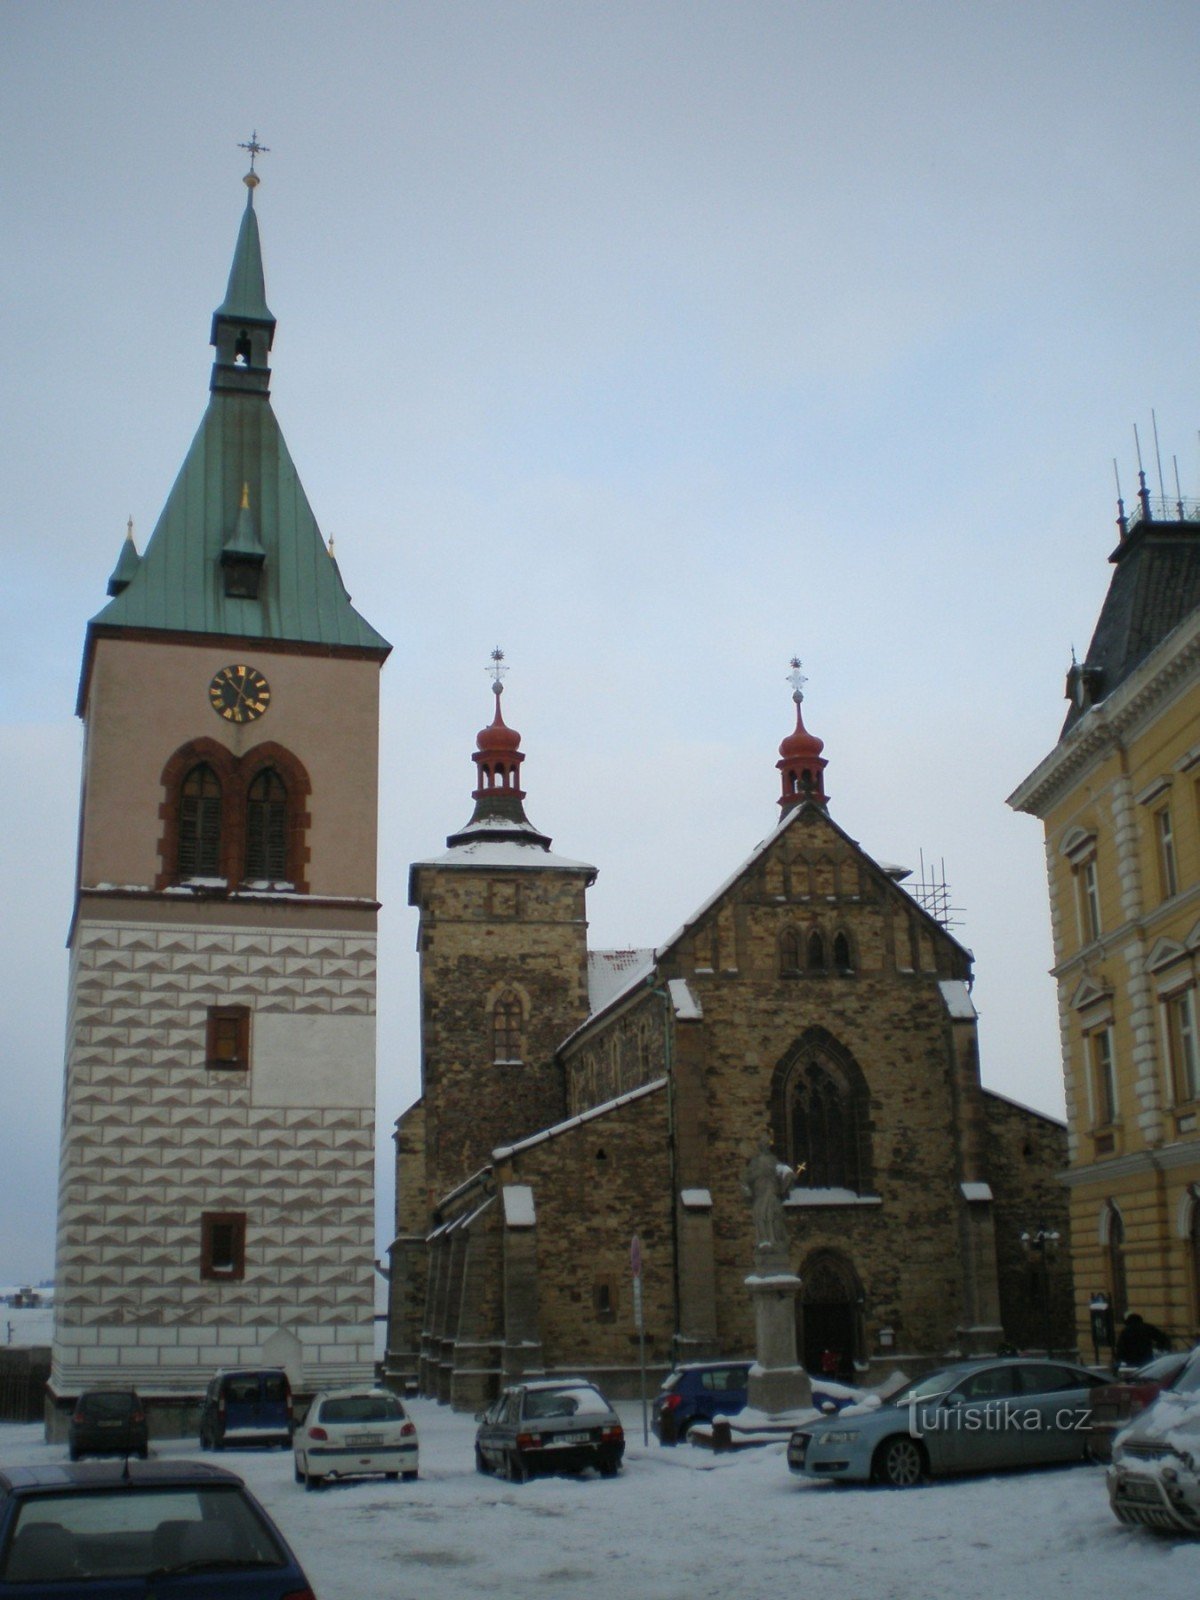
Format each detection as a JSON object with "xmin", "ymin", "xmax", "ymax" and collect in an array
[
  {"xmin": 220, "ymin": 482, "xmax": 267, "ymax": 599},
  {"xmin": 445, "ymin": 650, "xmax": 553, "ymax": 848},
  {"xmin": 777, "ymin": 656, "xmax": 828, "ymax": 813},
  {"xmin": 210, "ymin": 138, "xmax": 276, "ymax": 398},
  {"xmin": 106, "ymin": 517, "xmax": 141, "ymax": 597}
]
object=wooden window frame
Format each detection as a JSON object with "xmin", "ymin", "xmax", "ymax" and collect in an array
[
  {"xmin": 1156, "ymin": 806, "xmax": 1179, "ymax": 900},
  {"xmin": 1165, "ymin": 986, "xmax": 1200, "ymax": 1104},
  {"xmin": 200, "ymin": 1211, "xmax": 246, "ymax": 1280},
  {"xmin": 206, "ymin": 1005, "xmax": 251, "ymax": 1071}
]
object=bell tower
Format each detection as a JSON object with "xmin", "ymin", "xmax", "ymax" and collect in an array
[
  {"xmin": 408, "ymin": 654, "xmax": 596, "ymax": 1206},
  {"xmin": 50, "ymin": 154, "xmax": 390, "ymax": 1432}
]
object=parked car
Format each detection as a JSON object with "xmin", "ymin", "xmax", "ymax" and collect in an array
[
  {"xmin": 200, "ymin": 1368, "xmax": 293, "ymax": 1451},
  {"xmin": 788, "ymin": 1357, "xmax": 1106, "ymax": 1487},
  {"xmin": 1086, "ymin": 1349, "xmax": 1194, "ymax": 1462},
  {"xmin": 652, "ymin": 1361, "xmax": 752, "ymax": 1444},
  {"xmin": 475, "ymin": 1379, "xmax": 625, "ymax": 1481},
  {"xmin": 0, "ymin": 1458, "xmax": 316, "ymax": 1596},
  {"xmin": 68, "ymin": 1389, "xmax": 148, "ymax": 1462},
  {"xmin": 1107, "ymin": 1345, "xmax": 1200, "ymax": 1533},
  {"xmin": 294, "ymin": 1387, "xmax": 419, "ymax": 1489}
]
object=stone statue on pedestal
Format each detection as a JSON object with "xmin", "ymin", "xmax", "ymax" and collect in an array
[{"xmin": 741, "ymin": 1133, "xmax": 812, "ymax": 1416}]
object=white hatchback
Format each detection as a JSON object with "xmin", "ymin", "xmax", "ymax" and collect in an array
[{"xmin": 294, "ymin": 1387, "xmax": 419, "ymax": 1489}]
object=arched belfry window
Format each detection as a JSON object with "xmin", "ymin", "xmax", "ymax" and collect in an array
[
  {"xmin": 772, "ymin": 1029, "xmax": 871, "ymax": 1194},
  {"xmin": 178, "ymin": 765, "xmax": 222, "ymax": 878},
  {"xmin": 245, "ymin": 769, "xmax": 288, "ymax": 881},
  {"xmin": 492, "ymin": 991, "xmax": 524, "ymax": 1064}
]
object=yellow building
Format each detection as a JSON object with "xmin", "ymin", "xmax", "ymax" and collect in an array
[{"xmin": 1010, "ymin": 488, "xmax": 1200, "ymax": 1354}]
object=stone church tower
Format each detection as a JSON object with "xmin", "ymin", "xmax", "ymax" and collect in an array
[{"xmin": 50, "ymin": 164, "xmax": 390, "ymax": 1430}]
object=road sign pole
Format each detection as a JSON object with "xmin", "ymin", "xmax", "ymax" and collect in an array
[{"xmin": 631, "ymin": 1235, "xmax": 647, "ymax": 1445}]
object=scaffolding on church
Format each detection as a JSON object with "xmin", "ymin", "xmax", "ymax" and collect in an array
[{"xmin": 907, "ymin": 850, "xmax": 962, "ymax": 932}]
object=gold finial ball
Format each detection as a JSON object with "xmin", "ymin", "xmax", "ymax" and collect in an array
[{"xmin": 244, "ymin": 170, "xmax": 260, "ymax": 190}]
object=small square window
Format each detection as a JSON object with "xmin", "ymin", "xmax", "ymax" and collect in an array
[
  {"xmin": 593, "ymin": 1277, "xmax": 617, "ymax": 1321},
  {"xmin": 200, "ymin": 1212, "xmax": 246, "ymax": 1280},
  {"xmin": 206, "ymin": 1006, "xmax": 250, "ymax": 1070}
]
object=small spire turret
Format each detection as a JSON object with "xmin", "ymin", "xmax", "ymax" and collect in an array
[
  {"xmin": 445, "ymin": 650, "xmax": 552, "ymax": 847},
  {"xmin": 106, "ymin": 517, "xmax": 141, "ymax": 597},
  {"xmin": 777, "ymin": 656, "xmax": 828, "ymax": 813}
]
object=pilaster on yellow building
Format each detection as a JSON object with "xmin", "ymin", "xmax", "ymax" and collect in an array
[{"xmin": 1010, "ymin": 484, "xmax": 1200, "ymax": 1354}]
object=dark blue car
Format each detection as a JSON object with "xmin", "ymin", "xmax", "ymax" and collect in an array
[
  {"xmin": 0, "ymin": 1459, "xmax": 315, "ymax": 1598},
  {"xmin": 652, "ymin": 1361, "xmax": 753, "ymax": 1444}
]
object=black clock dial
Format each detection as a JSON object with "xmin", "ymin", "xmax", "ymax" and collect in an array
[{"xmin": 208, "ymin": 663, "xmax": 271, "ymax": 724}]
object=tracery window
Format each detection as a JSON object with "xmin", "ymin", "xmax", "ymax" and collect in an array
[
  {"xmin": 779, "ymin": 927, "xmax": 802, "ymax": 976},
  {"xmin": 178, "ymin": 765, "xmax": 222, "ymax": 878},
  {"xmin": 775, "ymin": 1032, "xmax": 870, "ymax": 1193},
  {"xmin": 245, "ymin": 769, "xmax": 288, "ymax": 880}
]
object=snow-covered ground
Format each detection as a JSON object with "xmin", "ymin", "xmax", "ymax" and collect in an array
[{"xmin": 1, "ymin": 1400, "xmax": 1194, "ymax": 1599}]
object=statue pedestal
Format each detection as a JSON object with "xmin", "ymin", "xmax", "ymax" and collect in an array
[{"xmin": 745, "ymin": 1248, "xmax": 812, "ymax": 1416}]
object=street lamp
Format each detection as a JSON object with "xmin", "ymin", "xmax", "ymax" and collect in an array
[{"xmin": 1019, "ymin": 1223, "xmax": 1061, "ymax": 1357}]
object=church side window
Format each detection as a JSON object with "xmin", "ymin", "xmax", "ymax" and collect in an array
[
  {"xmin": 245, "ymin": 768, "xmax": 288, "ymax": 881},
  {"xmin": 200, "ymin": 1211, "xmax": 246, "ymax": 1280},
  {"xmin": 178, "ymin": 764, "xmax": 222, "ymax": 878},
  {"xmin": 832, "ymin": 931, "xmax": 854, "ymax": 972},
  {"xmin": 492, "ymin": 992, "xmax": 523, "ymax": 1064},
  {"xmin": 806, "ymin": 930, "xmax": 826, "ymax": 972},
  {"xmin": 779, "ymin": 927, "xmax": 801, "ymax": 976}
]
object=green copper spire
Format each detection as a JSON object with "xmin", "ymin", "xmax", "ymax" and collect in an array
[
  {"xmin": 80, "ymin": 166, "xmax": 390, "ymax": 700},
  {"xmin": 213, "ymin": 175, "xmax": 275, "ymax": 328},
  {"xmin": 105, "ymin": 518, "xmax": 141, "ymax": 596}
]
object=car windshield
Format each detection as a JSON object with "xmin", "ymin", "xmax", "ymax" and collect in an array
[
  {"xmin": 1170, "ymin": 1351, "xmax": 1200, "ymax": 1395},
  {"xmin": 1133, "ymin": 1351, "xmax": 1186, "ymax": 1384},
  {"xmin": 320, "ymin": 1394, "xmax": 406, "ymax": 1425},
  {"xmin": 891, "ymin": 1369, "xmax": 969, "ymax": 1406},
  {"xmin": 524, "ymin": 1386, "xmax": 610, "ymax": 1420},
  {"xmin": 81, "ymin": 1393, "xmax": 136, "ymax": 1418},
  {"xmin": 0, "ymin": 1485, "xmax": 287, "ymax": 1583}
]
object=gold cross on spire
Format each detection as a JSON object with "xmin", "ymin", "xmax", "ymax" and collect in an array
[
  {"xmin": 487, "ymin": 646, "xmax": 509, "ymax": 693},
  {"xmin": 787, "ymin": 656, "xmax": 808, "ymax": 699}
]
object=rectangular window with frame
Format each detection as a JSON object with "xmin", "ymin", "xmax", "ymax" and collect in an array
[
  {"xmin": 1156, "ymin": 807, "xmax": 1178, "ymax": 900},
  {"xmin": 1165, "ymin": 986, "xmax": 1200, "ymax": 1104},
  {"xmin": 593, "ymin": 1277, "xmax": 617, "ymax": 1321},
  {"xmin": 1089, "ymin": 1027, "xmax": 1118, "ymax": 1126},
  {"xmin": 206, "ymin": 1005, "xmax": 250, "ymax": 1071},
  {"xmin": 1076, "ymin": 857, "xmax": 1102, "ymax": 943},
  {"xmin": 200, "ymin": 1212, "xmax": 246, "ymax": 1280}
]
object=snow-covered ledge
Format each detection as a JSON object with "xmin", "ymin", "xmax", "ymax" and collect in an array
[{"xmin": 784, "ymin": 1188, "xmax": 881, "ymax": 1207}]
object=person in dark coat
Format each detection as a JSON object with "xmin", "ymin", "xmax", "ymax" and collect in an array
[{"xmin": 1114, "ymin": 1312, "xmax": 1170, "ymax": 1369}]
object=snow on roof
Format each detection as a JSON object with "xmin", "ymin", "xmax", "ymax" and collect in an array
[
  {"xmin": 939, "ymin": 980, "xmax": 977, "ymax": 1020},
  {"xmin": 413, "ymin": 838, "xmax": 596, "ymax": 872},
  {"xmin": 588, "ymin": 949, "xmax": 655, "ymax": 1013},
  {"xmin": 668, "ymin": 977, "xmax": 702, "ymax": 1020},
  {"xmin": 492, "ymin": 1077, "xmax": 667, "ymax": 1162},
  {"xmin": 502, "ymin": 1185, "xmax": 535, "ymax": 1228}
]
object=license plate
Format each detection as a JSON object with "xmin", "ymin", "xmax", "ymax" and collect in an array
[
  {"xmin": 547, "ymin": 1431, "xmax": 592, "ymax": 1446},
  {"xmin": 1122, "ymin": 1479, "xmax": 1163, "ymax": 1505},
  {"xmin": 347, "ymin": 1433, "xmax": 383, "ymax": 1447}
]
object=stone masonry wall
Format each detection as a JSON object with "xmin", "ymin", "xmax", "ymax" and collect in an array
[
  {"xmin": 414, "ymin": 867, "xmax": 591, "ymax": 1201},
  {"xmin": 981, "ymin": 1091, "xmax": 1074, "ymax": 1353}
]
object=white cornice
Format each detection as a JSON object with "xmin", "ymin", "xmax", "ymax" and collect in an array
[{"xmin": 1008, "ymin": 609, "xmax": 1200, "ymax": 818}]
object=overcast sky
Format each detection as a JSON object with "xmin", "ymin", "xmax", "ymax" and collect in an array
[{"xmin": 3, "ymin": 1, "xmax": 1199, "ymax": 1283}]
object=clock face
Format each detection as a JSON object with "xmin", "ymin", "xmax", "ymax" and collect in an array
[{"xmin": 208, "ymin": 663, "xmax": 271, "ymax": 724}]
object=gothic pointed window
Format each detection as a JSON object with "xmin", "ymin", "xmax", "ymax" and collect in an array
[
  {"xmin": 492, "ymin": 991, "xmax": 523, "ymax": 1064},
  {"xmin": 245, "ymin": 768, "xmax": 288, "ymax": 881},
  {"xmin": 775, "ymin": 1031, "xmax": 871, "ymax": 1194},
  {"xmin": 806, "ymin": 930, "xmax": 826, "ymax": 972},
  {"xmin": 178, "ymin": 764, "xmax": 222, "ymax": 878},
  {"xmin": 779, "ymin": 927, "xmax": 801, "ymax": 977},
  {"xmin": 833, "ymin": 931, "xmax": 854, "ymax": 972}
]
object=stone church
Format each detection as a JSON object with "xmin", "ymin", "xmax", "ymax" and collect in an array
[{"xmin": 386, "ymin": 670, "xmax": 1074, "ymax": 1411}]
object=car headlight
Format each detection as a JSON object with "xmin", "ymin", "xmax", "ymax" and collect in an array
[{"xmin": 820, "ymin": 1429, "xmax": 860, "ymax": 1444}]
